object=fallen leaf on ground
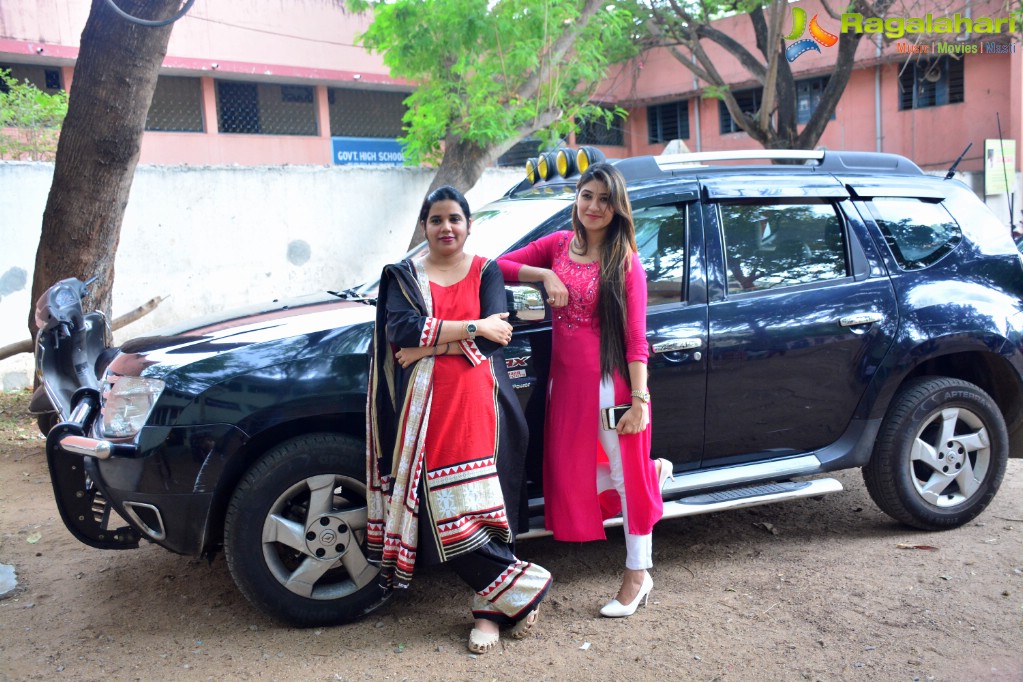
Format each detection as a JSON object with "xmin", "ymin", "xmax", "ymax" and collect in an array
[{"xmin": 896, "ymin": 544, "xmax": 938, "ymax": 551}]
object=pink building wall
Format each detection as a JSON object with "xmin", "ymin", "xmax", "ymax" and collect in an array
[
  {"xmin": 580, "ymin": 0, "xmax": 1020, "ymax": 174},
  {"xmin": 1, "ymin": 0, "xmax": 1020, "ymax": 172},
  {"xmin": 0, "ymin": 0, "xmax": 403, "ymax": 166}
]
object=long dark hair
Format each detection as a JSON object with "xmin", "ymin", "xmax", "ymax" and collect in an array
[
  {"xmin": 418, "ymin": 185, "xmax": 471, "ymax": 226},
  {"xmin": 571, "ymin": 162, "xmax": 637, "ymax": 381}
]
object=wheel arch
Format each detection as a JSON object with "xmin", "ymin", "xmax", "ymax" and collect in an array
[
  {"xmin": 902, "ymin": 350, "xmax": 1023, "ymax": 458},
  {"xmin": 867, "ymin": 348, "xmax": 1023, "ymax": 458},
  {"xmin": 200, "ymin": 411, "xmax": 367, "ymax": 557}
]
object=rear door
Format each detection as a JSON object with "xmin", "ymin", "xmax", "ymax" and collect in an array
[{"xmin": 700, "ymin": 175, "xmax": 899, "ymax": 467}]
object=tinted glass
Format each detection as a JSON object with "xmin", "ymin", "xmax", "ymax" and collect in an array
[
  {"xmin": 867, "ymin": 198, "xmax": 961, "ymax": 270},
  {"xmin": 720, "ymin": 202, "xmax": 848, "ymax": 293},
  {"xmin": 634, "ymin": 204, "xmax": 686, "ymax": 305}
]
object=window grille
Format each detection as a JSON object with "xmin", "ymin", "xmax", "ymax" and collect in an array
[
  {"xmin": 328, "ymin": 88, "xmax": 407, "ymax": 137},
  {"xmin": 281, "ymin": 85, "xmax": 313, "ymax": 104},
  {"xmin": 647, "ymin": 100, "xmax": 689, "ymax": 143},
  {"xmin": 719, "ymin": 89, "xmax": 762, "ymax": 134},
  {"xmin": 146, "ymin": 76, "xmax": 203, "ymax": 132},
  {"xmin": 898, "ymin": 56, "xmax": 965, "ymax": 110},
  {"xmin": 577, "ymin": 107, "xmax": 625, "ymax": 146},
  {"xmin": 216, "ymin": 80, "xmax": 318, "ymax": 136},
  {"xmin": 0, "ymin": 63, "xmax": 62, "ymax": 92},
  {"xmin": 795, "ymin": 76, "xmax": 836, "ymax": 124},
  {"xmin": 497, "ymin": 138, "xmax": 544, "ymax": 167},
  {"xmin": 44, "ymin": 69, "xmax": 61, "ymax": 90}
]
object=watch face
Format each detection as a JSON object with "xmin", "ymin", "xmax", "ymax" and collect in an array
[{"xmin": 467, "ymin": 323, "xmax": 478, "ymax": 334}]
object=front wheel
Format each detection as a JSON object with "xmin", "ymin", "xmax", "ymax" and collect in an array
[
  {"xmin": 863, "ymin": 377, "xmax": 1008, "ymax": 531},
  {"xmin": 224, "ymin": 433, "xmax": 389, "ymax": 626}
]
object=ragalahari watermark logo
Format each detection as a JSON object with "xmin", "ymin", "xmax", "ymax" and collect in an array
[
  {"xmin": 785, "ymin": 7, "xmax": 838, "ymax": 62},
  {"xmin": 786, "ymin": 8, "xmax": 1017, "ymax": 60},
  {"xmin": 842, "ymin": 12, "xmax": 1018, "ymax": 54}
]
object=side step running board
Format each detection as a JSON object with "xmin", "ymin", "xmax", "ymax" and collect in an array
[{"xmin": 516, "ymin": 477, "xmax": 843, "ymax": 540}]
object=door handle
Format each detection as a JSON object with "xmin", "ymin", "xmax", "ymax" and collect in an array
[
  {"xmin": 652, "ymin": 338, "xmax": 703, "ymax": 353},
  {"xmin": 839, "ymin": 313, "xmax": 883, "ymax": 327}
]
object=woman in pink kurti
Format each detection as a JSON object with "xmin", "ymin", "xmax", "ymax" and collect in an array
[{"xmin": 498, "ymin": 162, "xmax": 670, "ymax": 618}]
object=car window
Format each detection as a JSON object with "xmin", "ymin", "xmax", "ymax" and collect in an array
[
  {"xmin": 634, "ymin": 204, "xmax": 687, "ymax": 305},
  {"xmin": 720, "ymin": 202, "xmax": 848, "ymax": 293},
  {"xmin": 866, "ymin": 197, "xmax": 962, "ymax": 270}
]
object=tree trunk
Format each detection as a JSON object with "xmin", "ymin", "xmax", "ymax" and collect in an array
[
  {"xmin": 28, "ymin": 0, "xmax": 181, "ymax": 338},
  {"xmin": 406, "ymin": 137, "xmax": 505, "ymax": 250}
]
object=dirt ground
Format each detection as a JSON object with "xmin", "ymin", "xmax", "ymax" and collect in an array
[{"xmin": 0, "ymin": 388, "xmax": 1021, "ymax": 682}]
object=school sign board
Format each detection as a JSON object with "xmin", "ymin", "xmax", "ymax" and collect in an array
[{"xmin": 331, "ymin": 137, "xmax": 405, "ymax": 166}]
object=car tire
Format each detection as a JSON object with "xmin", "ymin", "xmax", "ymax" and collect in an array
[
  {"xmin": 224, "ymin": 433, "xmax": 389, "ymax": 627},
  {"xmin": 863, "ymin": 377, "xmax": 1008, "ymax": 531}
]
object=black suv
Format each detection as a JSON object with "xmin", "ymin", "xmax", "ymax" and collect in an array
[{"xmin": 35, "ymin": 149, "xmax": 1023, "ymax": 627}]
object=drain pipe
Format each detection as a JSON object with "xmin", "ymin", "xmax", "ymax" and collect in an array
[
  {"xmin": 875, "ymin": 35, "xmax": 883, "ymax": 152},
  {"xmin": 692, "ymin": 57, "xmax": 702, "ymax": 152}
]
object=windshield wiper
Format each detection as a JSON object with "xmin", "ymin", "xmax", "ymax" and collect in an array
[{"xmin": 327, "ymin": 289, "xmax": 377, "ymax": 305}]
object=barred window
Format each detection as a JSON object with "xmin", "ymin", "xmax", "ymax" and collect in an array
[
  {"xmin": 216, "ymin": 80, "xmax": 318, "ymax": 136},
  {"xmin": 577, "ymin": 107, "xmax": 625, "ymax": 146},
  {"xmin": 146, "ymin": 76, "xmax": 203, "ymax": 132},
  {"xmin": 898, "ymin": 56, "xmax": 965, "ymax": 110},
  {"xmin": 796, "ymin": 76, "xmax": 836, "ymax": 125},
  {"xmin": 647, "ymin": 100, "xmax": 689, "ymax": 143},
  {"xmin": 719, "ymin": 88, "xmax": 762, "ymax": 134},
  {"xmin": 328, "ymin": 88, "xmax": 407, "ymax": 137},
  {"xmin": 0, "ymin": 63, "xmax": 63, "ymax": 92},
  {"xmin": 497, "ymin": 138, "xmax": 543, "ymax": 167}
]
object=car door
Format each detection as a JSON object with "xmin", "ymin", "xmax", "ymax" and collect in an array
[
  {"xmin": 632, "ymin": 190, "xmax": 708, "ymax": 472},
  {"xmin": 700, "ymin": 176, "xmax": 899, "ymax": 467}
]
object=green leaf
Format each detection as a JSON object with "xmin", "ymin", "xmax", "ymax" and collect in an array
[
  {"xmin": 0, "ymin": 68, "xmax": 68, "ymax": 160},
  {"xmin": 346, "ymin": 0, "xmax": 643, "ymax": 166}
]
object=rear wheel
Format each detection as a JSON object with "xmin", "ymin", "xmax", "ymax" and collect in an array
[
  {"xmin": 224, "ymin": 433, "xmax": 388, "ymax": 626},
  {"xmin": 863, "ymin": 377, "xmax": 1008, "ymax": 530}
]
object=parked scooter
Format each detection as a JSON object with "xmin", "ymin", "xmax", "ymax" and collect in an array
[
  {"xmin": 29, "ymin": 277, "xmax": 111, "ymax": 433},
  {"xmin": 30, "ymin": 276, "xmax": 139, "ymax": 549}
]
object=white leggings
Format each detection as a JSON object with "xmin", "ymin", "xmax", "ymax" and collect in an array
[{"xmin": 596, "ymin": 378, "xmax": 653, "ymax": 571}]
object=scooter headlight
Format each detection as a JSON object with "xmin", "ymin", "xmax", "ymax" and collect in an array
[{"xmin": 101, "ymin": 376, "xmax": 166, "ymax": 438}]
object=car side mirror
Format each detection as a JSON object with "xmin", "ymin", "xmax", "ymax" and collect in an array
[{"xmin": 506, "ymin": 284, "xmax": 549, "ymax": 323}]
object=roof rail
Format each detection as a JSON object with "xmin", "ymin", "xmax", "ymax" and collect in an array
[
  {"xmin": 655, "ymin": 149, "xmax": 824, "ymax": 171},
  {"xmin": 654, "ymin": 148, "xmax": 923, "ymax": 176},
  {"xmin": 815, "ymin": 150, "xmax": 923, "ymax": 175}
]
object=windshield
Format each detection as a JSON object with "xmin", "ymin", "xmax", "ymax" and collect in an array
[{"xmin": 353, "ymin": 192, "xmax": 573, "ymax": 298}]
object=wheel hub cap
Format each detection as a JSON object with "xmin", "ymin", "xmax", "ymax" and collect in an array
[
  {"xmin": 304, "ymin": 514, "xmax": 351, "ymax": 562},
  {"xmin": 938, "ymin": 440, "xmax": 965, "ymax": 473}
]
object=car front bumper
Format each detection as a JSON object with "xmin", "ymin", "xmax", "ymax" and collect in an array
[{"xmin": 45, "ymin": 392, "xmax": 247, "ymax": 556}]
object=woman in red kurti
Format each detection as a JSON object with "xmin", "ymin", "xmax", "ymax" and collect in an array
[
  {"xmin": 498, "ymin": 163, "xmax": 669, "ymax": 618},
  {"xmin": 367, "ymin": 186, "xmax": 550, "ymax": 653}
]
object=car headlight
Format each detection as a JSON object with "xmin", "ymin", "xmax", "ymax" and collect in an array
[{"xmin": 101, "ymin": 376, "xmax": 166, "ymax": 438}]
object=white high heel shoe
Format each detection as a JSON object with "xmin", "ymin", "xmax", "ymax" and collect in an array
[
  {"xmin": 599, "ymin": 571, "xmax": 653, "ymax": 618},
  {"xmin": 657, "ymin": 458, "xmax": 674, "ymax": 489}
]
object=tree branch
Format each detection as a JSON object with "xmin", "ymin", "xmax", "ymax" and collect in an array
[{"xmin": 516, "ymin": 0, "xmax": 605, "ymax": 101}]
